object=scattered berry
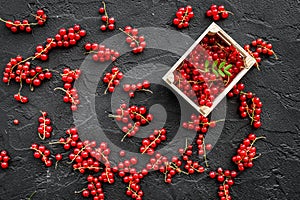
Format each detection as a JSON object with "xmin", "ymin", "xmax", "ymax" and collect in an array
[{"xmin": 13, "ymin": 119, "xmax": 19, "ymax": 125}]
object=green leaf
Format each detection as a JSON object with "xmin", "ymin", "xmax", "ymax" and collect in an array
[
  {"xmin": 218, "ymin": 61, "xmax": 226, "ymax": 69},
  {"xmin": 224, "ymin": 64, "xmax": 233, "ymax": 71},
  {"xmin": 218, "ymin": 69, "xmax": 225, "ymax": 77},
  {"xmin": 212, "ymin": 60, "xmax": 218, "ymax": 69},
  {"xmin": 212, "ymin": 68, "xmax": 219, "ymax": 77},
  {"xmin": 205, "ymin": 60, "xmax": 210, "ymax": 68},
  {"xmin": 204, "ymin": 60, "xmax": 209, "ymax": 72},
  {"xmin": 224, "ymin": 70, "xmax": 232, "ymax": 77}
]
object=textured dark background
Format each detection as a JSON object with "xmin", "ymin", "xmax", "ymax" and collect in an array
[{"xmin": 0, "ymin": 0, "xmax": 300, "ymax": 200}]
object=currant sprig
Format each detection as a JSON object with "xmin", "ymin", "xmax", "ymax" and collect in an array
[
  {"xmin": 102, "ymin": 66, "xmax": 124, "ymax": 94},
  {"xmin": 206, "ymin": 4, "xmax": 234, "ymax": 21},
  {"xmin": 37, "ymin": 111, "xmax": 53, "ymax": 140},
  {"xmin": 99, "ymin": 1, "xmax": 115, "ymax": 31},
  {"xmin": 173, "ymin": 5, "xmax": 194, "ymax": 29},
  {"xmin": 0, "ymin": 9, "xmax": 47, "ymax": 33},
  {"xmin": 119, "ymin": 26, "xmax": 146, "ymax": 54}
]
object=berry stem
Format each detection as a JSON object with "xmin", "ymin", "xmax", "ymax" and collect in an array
[
  {"xmin": 170, "ymin": 162, "xmax": 189, "ymax": 175},
  {"xmin": 102, "ymin": 1, "xmax": 109, "ymax": 26},
  {"xmin": 151, "ymin": 156, "xmax": 163, "ymax": 169},
  {"xmin": 74, "ymin": 166, "xmax": 102, "ymax": 171},
  {"xmin": 26, "ymin": 191, "xmax": 37, "ymax": 200},
  {"xmin": 136, "ymin": 88, "xmax": 153, "ymax": 94},
  {"xmin": 0, "ymin": 17, "xmax": 38, "ymax": 26},
  {"xmin": 74, "ymin": 188, "xmax": 87, "ymax": 194},
  {"xmin": 54, "ymin": 87, "xmax": 77, "ymax": 105},
  {"xmin": 30, "ymin": 13, "xmax": 46, "ymax": 23},
  {"xmin": 219, "ymin": 10, "xmax": 234, "ymax": 15},
  {"xmin": 202, "ymin": 137, "xmax": 209, "ymax": 167},
  {"xmin": 131, "ymin": 111, "xmax": 150, "ymax": 123},
  {"xmin": 31, "ymin": 147, "xmax": 47, "ymax": 164}
]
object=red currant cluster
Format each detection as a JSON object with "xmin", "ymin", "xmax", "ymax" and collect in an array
[
  {"xmin": 84, "ymin": 43, "xmax": 120, "ymax": 62},
  {"xmin": 140, "ymin": 128, "xmax": 167, "ymax": 155},
  {"xmin": 79, "ymin": 175, "xmax": 105, "ymax": 199},
  {"xmin": 244, "ymin": 38, "xmax": 278, "ymax": 68},
  {"xmin": 125, "ymin": 178, "xmax": 143, "ymax": 200},
  {"xmin": 182, "ymin": 114, "xmax": 222, "ymax": 133},
  {"xmin": 49, "ymin": 24, "xmax": 86, "ymax": 50},
  {"xmin": 54, "ymin": 68, "xmax": 81, "ymax": 111},
  {"xmin": 3, "ymin": 57, "xmax": 53, "ymax": 103},
  {"xmin": 178, "ymin": 144, "xmax": 205, "ymax": 173},
  {"xmin": 109, "ymin": 103, "xmax": 153, "ymax": 141},
  {"xmin": 0, "ymin": 150, "xmax": 10, "ymax": 169},
  {"xmin": 102, "ymin": 66, "xmax": 124, "ymax": 94},
  {"xmin": 99, "ymin": 1, "xmax": 115, "ymax": 31},
  {"xmin": 0, "ymin": 9, "xmax": 47, "ymax": 33},
  {"xmin": 228, "ymin": 83, "xmax": 262, "ymax": 128},
  {"xmin": 49, "ymin": 127, "xmax": 79, "ymax": 151},
  {"xmin": 159, "ymin": 144, "xmax": 205, "ymax": 183},
  {"xmin": 119, "ymin": 26, "xmax": 146, "ymax": 54},
  {"xmin": 206, "ymin": 4, "xmax": 233, "ymax": 21},
  {"xmin": 239, "ymin": 93, "xmax": 262, "ymax": 128},
  {"xmin": 3, "ymin": 25, "xmax": 86, "ymax": 103},
  {"xmin": 122, "ymin": 80, "xmax": 151, "ymax": 98},
  {"xmin": 30, "ymin": 143, "xmax": 53, "ymax": 167},
  {"xmin": 37, "ymin": 111, "xmax": 53, "ymax": 140},
  {"xmin": 209, "ymin": 168, "xmax": 237, "ymax": 200},
  {"xmin": 50, "ymin": 127, "xmax": 113, "ymax": 174},
  {"xmin": 68, "ymin": 140, "xmax": 102, "ymax": 174},
  {"xmin": 173, "ymin": 5, "xmax": 194, "ymax": 29},
  {"xmin": 232, "ymin": 133, "xmax": 265, "ymax": 171}
]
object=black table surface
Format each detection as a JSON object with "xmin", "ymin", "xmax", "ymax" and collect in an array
[{"xmin": 0, "ymin": 0, "xmax": 299, "ymax": 200}]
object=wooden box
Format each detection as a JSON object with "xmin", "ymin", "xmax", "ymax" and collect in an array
[{"xmin": 163, "ymin": 22, "xmax": 256, "ymax": 117}]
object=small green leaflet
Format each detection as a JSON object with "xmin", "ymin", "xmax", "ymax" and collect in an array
[
  {"xmin": 218, "ymin": 69, "xmax": 225, "ymax": 77},
  {"xmin": 204, "ymin": 60, "xmax": 210, "ymax": 72},
  {"xmin": 212, "ymin": 60, "xmax": 218, "ymax": 68},
  {"xmin": 224, "ymin": 70, "xmax": 232, "ymax": 76},
  {"xmin": 218, "ymin": 61, "xmax": 226, "ymax": 69},
  {"xmin": 212, "ymin": 68, "xmax": 219, "ymax": 77},
  {"xmin": 224, "ymin": 64, "xmax": 232, "ymax": 71}
]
